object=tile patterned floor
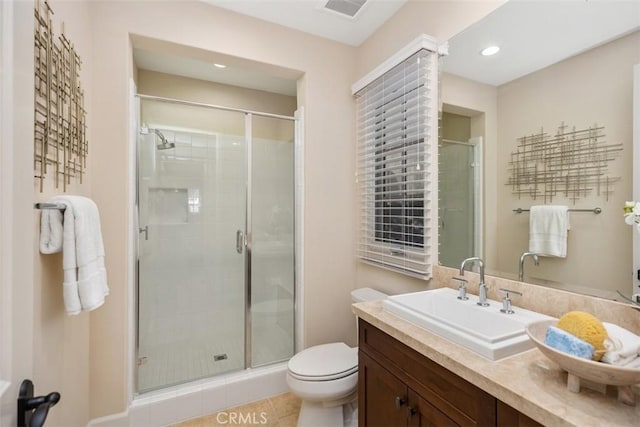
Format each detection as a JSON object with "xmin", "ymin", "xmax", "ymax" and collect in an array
[{"xmin": 174, "ymin": 392, "xmax": 301, "ymax": 427}]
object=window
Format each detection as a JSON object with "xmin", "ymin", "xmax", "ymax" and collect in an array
[{"xmin": 354, "ymin": 47, "xmax": 437, "ymax": 279}]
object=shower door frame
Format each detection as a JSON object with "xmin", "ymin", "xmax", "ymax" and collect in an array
[
  {"xmin": 439, "ymin": 137, "xmax": 483, "ymax": 263},
  {"xmin": 133, "ymin": 94, "xmax": 298, "ymax": 394}
]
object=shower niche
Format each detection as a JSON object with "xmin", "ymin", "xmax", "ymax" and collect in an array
[{"xmin": 147, "ymin": 188, "xmax": 189, "ymax": 224}]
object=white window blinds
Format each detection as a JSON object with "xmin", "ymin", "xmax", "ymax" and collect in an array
[{"xmin": 355, "ymin": 49, "xmax": 437, "ymax": 279}]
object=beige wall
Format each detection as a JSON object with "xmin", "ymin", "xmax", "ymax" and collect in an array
[
  {"xmin": 0, "ymin": 0, "xmax": 554, "ymax": 424},
  {"xmin": 435, "ymin": 31, "xmax": 638, "ymax": 297},
  {"xmin": 1, "ymin": 1, "xmax": 36, "ymax": 425},
  {"xmin": 137, "ymin": 69, "xmax": 297, "ymax": 116},
  {"xmin": 360, "ymin": 7, "xmax": 638, "ymax": 299},
  {"xmin": 441, "ymin": 73, "xmax": 498, "ymax": 268},
  {"xmin": 87, "ymin": 0, "xmax": 357, "ymax": 418},
  {"xmin": 35, "ymin": 0, "xmax": 94, "ymax": 425},
  {"xmin": 2, "ymin": 0, "xmax": 93, "ymax": 426},
  {"xmin": 442, "ymin": 112, "xmax": 471, "ymax": 142},
  {"xmin": 137, "ymin": 70, "xmax": 296, "ymax": 140},
  {"xmin": 355, "ymin": 1, "xmax": 503, "ymax": 295},
  {"xmin": 495, "ymin": 31, "xmax": 639, "ymax": 296}
]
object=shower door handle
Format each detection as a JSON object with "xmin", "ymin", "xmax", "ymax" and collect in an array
[
  {"xmin": 139, "ymin": 226, "xmax": 148, "ymax": 241},
  {"xmin": 236, "ymin": 230, "xmax": 245, "ymax": 254}
]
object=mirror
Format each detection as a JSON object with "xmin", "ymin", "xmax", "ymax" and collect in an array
[{"xmin": 438, "ymin": 0, "xmax": 640, "ymax": 300}]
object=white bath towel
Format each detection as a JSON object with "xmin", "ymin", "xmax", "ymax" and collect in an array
[
  {"xmin": 601, "ymin": 322, "xmax": 640, "ymax": 366},
  {"xmin": 529, "ymin": 205, "xmax": 570, "ymax": 258},
  {"xmin": 39, "ymin": 208, "xmax": 64, "ymax": 254},
  {"xmin": 49, "ymin": 196, "xmax": 109, "ymax": 315}
]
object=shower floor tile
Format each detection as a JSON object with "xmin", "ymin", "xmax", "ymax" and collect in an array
[
  {"xmin": 138, "ymin": 325, "xmax": 293, "ymax": 393},
  {"xmin": 173, "ymin": 392, "xmax": 301, "ymax": 427},
  {"xmin": 138, "ymin": 337, "xmax": 244, "ymax": 392}
]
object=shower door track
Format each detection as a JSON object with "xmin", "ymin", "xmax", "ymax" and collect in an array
[
  {"xmin": 134, "ymin": 93, "xmax": 296, "ymax": 394},
  {"xmin": 136, "ymin": 94, "xmax": 295, "ymax": 121}
]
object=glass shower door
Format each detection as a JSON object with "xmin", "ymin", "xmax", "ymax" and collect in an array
[
  {"xmin": 439, "ymin": 140, "xmax": 476, "ymax": 267},
  {"xmin": 250, "ymin": 115, "xmax": 295, "ymax": 367},
  {"xmin": 136, "ymin": 100, "xmax": 247, "ymax": 392}
]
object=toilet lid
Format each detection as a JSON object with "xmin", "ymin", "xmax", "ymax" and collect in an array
[{"xmin": 288, "ymin": 343, "xmax": 358, "ymax": 380}]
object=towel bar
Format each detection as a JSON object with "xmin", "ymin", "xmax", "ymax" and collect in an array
[
  {"xmin": 34, "ymin": 202, "xmax": 66, "ymax": 211},
  {"xmin": 513, "ymin": 207, "xmax": 601, "ymax": 214}
]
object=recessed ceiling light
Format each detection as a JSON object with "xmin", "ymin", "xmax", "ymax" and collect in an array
[
  {"xmin": 213, "ymin": 63, "xmax": 227, "ymax": 69},
  {"xmin": 480, "ymin": 46, "xmax": 500, "ymax": 56}
]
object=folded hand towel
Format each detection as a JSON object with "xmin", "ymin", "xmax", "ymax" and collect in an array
[
  {"xmin": 544, "ymin": 325, "xmax": 594, "ymax": 359},
  {"xmin": 601, "ymin": 322, "xmax": 640, "ymax": 366},
  {"xmin": 529, "ymin": 205, "xmax": 570, "ymax": 258},
  {"xmin": 51, "ymin": 196, "xmax": 109, "ymax": 315},
  {"xmin": 621, "ymin": 357, "xmax": 640, "ymax": 369},
  {"xmin": 39, "ymin": 208, "xmax": 64, "ymax": 254}
]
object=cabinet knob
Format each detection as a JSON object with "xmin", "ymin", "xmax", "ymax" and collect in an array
[
  {"xmin": 395, "ymin": 396, "xmax": 407, "ymax": 408},
  {"xmin": 407, "ymin": 406, "xmax": 417, "ymax": 418}
]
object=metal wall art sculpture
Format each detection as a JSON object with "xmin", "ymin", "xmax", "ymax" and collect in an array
[
  {"xmin": 507, "ymin": 122, "xmax": 622, "ymax": 203},
  {"xmin": 34, "ymin": 0, "xmax": 87, "ymax": 192}
]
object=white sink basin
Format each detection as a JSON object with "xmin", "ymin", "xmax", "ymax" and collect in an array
[{"xmin": 382, "ymin": 287, "xmax": 555, "ymax": 360}]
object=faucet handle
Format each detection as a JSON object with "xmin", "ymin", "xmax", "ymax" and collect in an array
[
  {"xmin": 498, "ymin": 288, "xmax": 523, "ymax": 314},
  {"xmin": 499, "ymin": 288, "xmax": 523, "ymax": 297},
  {"xmin": 452, "ymin": 277, "xmax": 468, "ymax": 300}
]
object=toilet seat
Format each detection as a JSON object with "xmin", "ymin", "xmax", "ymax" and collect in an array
[{"xmin": 288, "ymin": 343, "xmax": 357, "ymax": 381}]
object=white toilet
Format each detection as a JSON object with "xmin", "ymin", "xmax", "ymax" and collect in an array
[{"xmin": 286, "ymin": 287, "xmax": 387, "ymax": 427}]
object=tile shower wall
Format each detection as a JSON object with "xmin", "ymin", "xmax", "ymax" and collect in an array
[
  {"xmin": 138, "ymin": 123, "xmax": 294, "ymax": 392},
  {"xmin": 137, "ymin": 126, "xmax": 294, "ymax": 392},
  {"xmin": 138, "ymin": 130, "xmax": 245, "ymax": 392}
]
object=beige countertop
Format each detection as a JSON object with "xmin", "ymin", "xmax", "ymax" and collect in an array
[{"xmin": 353, "ymin": 300, "xmax": 640, "ymax": 427}]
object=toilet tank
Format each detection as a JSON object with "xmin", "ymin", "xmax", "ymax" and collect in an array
[{"xmin": 351, "ymin": 287, "xmax": 387, "ymax": 303}]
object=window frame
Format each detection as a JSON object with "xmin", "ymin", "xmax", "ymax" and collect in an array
[{"xmin": 353, "ymin": 39, "xmax": 440, "ymax": 280}]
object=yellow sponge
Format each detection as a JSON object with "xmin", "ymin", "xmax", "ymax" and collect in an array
[{"xmin": 557, "ymin": 311, "xmax": 608, "ymax": 361}]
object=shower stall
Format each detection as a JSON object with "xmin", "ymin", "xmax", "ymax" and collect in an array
[
  {"xmin": 438, "ymin": 137, "xmax": 482, "ymax": 267},
  {"xmin": 135, "ymin": 96, "xmax": 296, "ymax": 394}
]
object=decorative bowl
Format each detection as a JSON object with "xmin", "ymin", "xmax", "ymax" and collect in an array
[{"xmin": 525, "ymin": 320, "xmax": 640, "ymax": 387}]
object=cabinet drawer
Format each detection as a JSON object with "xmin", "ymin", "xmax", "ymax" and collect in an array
[{"xmin": 359, "ymin": 320, "xmax": 496, "ymax": 426}]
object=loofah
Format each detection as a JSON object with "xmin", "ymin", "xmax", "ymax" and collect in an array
[{"xmin": 557, "ymin": 311, "xmax": 608, "ymax": 361}]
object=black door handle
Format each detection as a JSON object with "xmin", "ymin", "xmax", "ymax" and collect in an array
[{"xmin": 17, "ymin": 379, "xmax": 61, "ymax": 427}]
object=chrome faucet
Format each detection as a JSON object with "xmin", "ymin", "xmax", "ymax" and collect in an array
[
  {"xmin": 459, "ymin": 257, "xmax": 489, "ymax": 307},
  {"xmin": 518, "ymin": 252, "xmax": 540, "ymax": 281}
]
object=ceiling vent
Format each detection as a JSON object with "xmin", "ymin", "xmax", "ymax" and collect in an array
[{"xmin": 324, "ymin": 0, "xmax": 367, "ymax": 18}]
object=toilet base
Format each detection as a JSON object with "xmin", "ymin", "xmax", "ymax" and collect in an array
[{"xmin": 296, "ymin": 399, "xmax": 357, "ymax": 427}]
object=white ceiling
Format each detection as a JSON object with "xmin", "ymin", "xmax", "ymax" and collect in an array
[
  {"xmin": 133, "ymin": 0, "xmax": 640, "ymax": 95},
  {"xmin": 200, "ymin": 0, "xmax": 408, "ymax": 46},
  {"xmin": 441, "ymin": 0, "xmax": 640, "ymax": 86}
]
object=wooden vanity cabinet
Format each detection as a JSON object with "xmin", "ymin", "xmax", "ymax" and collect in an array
[{"xmin": 358, "ymin": 320, "xmax": 542, "ymax": 427}]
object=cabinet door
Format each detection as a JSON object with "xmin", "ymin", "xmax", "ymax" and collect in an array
[
  {"xmin": 497, "ymin": 400, "xmax": 543, "ymax": 427},
  {"xmin": 359, "ymin": 352, "xmax": 409, "ymax": 427},
  {"xmin": 408, "ymin": 389, "xmax": 459, "ymax": 427}
]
